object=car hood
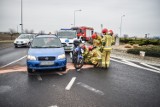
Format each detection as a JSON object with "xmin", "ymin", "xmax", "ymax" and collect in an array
[
  {"xmin": 28, "ymin": 47, "xmax": 65, "ymax": 57},
  {"xmin": 14, "ymin": 38, "xmax": 30, "ymax": 42},
  {"xmin": 60, "ymin": 38, "xmax": 77, "ymax": 43}
]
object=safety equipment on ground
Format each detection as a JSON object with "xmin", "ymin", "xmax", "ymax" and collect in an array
[
  {"xmin": 102, "ymin": 28, "xmax": 108, "ymax": 34},
  {"xmin": 92, "ymin": 33, "xmax": 97, "ymax": 39}
]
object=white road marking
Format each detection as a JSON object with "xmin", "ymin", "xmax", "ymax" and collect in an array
[
  {"xmin": 140, "ymin": 63, "xmax": 160, "ymax": 71},
  {"xmin": 110, "ymin": 58, "xmax": 160, "ymax": 73},
  {"xmin": 37, "ymin": 75, "xmax": 42, "ymax": 81},
  {"xmin": 77, "ymin": 82, "xmax": 104, "ymax": 95},
  {"xmin": 65, "ymin": 77, "xmax": 76, "ymax": 90},
  {"xmin": 0, "ymin": 55, "xmax": 27, "ymax": 68},
  {"xmin": 56, "ymin": 72, "xmax": 63, "ymax": 75},
  {"xmin": 48, "ymin": 105, "xmax": 58, "ymax": 107}
]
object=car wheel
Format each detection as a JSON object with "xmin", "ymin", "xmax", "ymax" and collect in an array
[
  {"xmin": 14, "ymin": 45, "xmax": 17, "ymax": 48},
  {"xmin": 27, "ymin": 68, "xmax": 33, "ymax": 74},
  {"xmin": 59, "ymin": 66, "xmax": 66, "ymax": 71},
  {"xmin": 28, "ymin": 42, "xmax": 31, "ymax": 48}
]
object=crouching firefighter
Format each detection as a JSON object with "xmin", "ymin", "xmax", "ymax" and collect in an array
[{"xmin": 89, "ymin": 33, "xmax": 103, "ymax": 67}]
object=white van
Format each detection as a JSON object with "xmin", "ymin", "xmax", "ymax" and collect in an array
[{"xmin": 57, "ymin": 30, "xmax": 81, "ymax": 52}]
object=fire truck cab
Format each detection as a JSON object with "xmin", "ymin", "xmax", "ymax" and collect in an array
[{"xmin": 71, "ymin": 26, "xmax": 94, "ymax": 41}]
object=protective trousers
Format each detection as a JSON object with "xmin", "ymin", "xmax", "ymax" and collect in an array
[{"xmin": 101, "ymin": 47, "xmax": 111, "ymax": 68}]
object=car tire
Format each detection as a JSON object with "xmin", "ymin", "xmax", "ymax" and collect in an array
[
  {"xmin": 27, "ymin": 68, "xmax": 33, "ymax": 74},
  {"xmin": 14, "ymin": 45, "xmax": 17, "ymax": 48},
  {"xmin": 28, "ymin": 42, "xmax": 31, "ymax": 48},
  {"xmin": 60, "ymin": 66, "xmax": 66, "ymax": 71}
]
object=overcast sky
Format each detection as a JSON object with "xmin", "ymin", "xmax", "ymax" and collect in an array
[{"xmin": 0, "ymin": 0, "xmax": 160, "ymax": 37}]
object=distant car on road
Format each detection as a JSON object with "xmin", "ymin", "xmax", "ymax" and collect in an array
[
  {"xmin": 57, "ymin": 29, "xmax": 81, "ymax": 52},
  {"xmin": 27, "ymin": 35, "xmax": 67, "ymax": 74},
  {"xmin": 14, "ymin": 34, "xmax": 36, "ymax": 48}
]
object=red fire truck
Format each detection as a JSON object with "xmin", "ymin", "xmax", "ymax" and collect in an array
[{"xmin": 71, "ymin": 26, "xmax": 94, "ymax": 41}]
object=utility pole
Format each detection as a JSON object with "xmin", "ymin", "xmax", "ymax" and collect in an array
[
  {"xmin": 120, "ymin": 15, "xmax": 125, "ymax": 37},
  {"xmin": 74, "ymin": 9, "xmax": 82, "ymax": 27},
  {"xmin": 20, "ymin": 0, "xmax": 23, "ymax": 33}
]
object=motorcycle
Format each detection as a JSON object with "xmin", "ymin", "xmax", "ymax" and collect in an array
[{"xmin": 71, "ymin": 39, "xmax": 84, "ymax": 69}]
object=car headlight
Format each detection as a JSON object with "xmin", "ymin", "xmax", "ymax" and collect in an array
[
  {"xmin": 27, "ymin": 55, "xmax": 36, "ymax": 60},
  {"xmin": 57, "ymin": 54, "xmax": 65, "ymax": 59},
  {"xmin": 14, "ymin": 40, "xmax": 17, "ymax": 43},
  {"xmin": 23, "ymin": 41, "xmax": 27, "ymax": 43}
]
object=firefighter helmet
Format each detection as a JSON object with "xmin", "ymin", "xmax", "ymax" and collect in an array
[
  {"xmin": 92, "ymin": 33, "xmax": 97, "ymax": 39},
  {"xmin": 108, "ymin": 30, "xmax": 113, "ymax": 35},
  {"xmin": 102, "ymin": 28, "xmax": 108, "ymax": 34},
  {"xmin": 88, "ymin": 46, "xmax": 93, "ymax": 51}
]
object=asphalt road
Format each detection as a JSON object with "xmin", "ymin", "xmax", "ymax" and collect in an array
[{"xmin": 0, "ymin": 46, "xmax": 160, "ymax": 107}]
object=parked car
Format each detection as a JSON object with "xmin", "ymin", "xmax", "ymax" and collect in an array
[
  {"xmin": 14, "ymin": 34, "xmax": 36, "ymax": 48},
  {"xmin": 27, "ymin": 35, "xmax": 67, "ymax": 74},
  {"xmin": 57, "ymin": 30, "xmax": 81, "ymax": 52}
]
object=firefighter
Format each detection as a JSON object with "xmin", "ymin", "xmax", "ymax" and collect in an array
[
  {"xmin": 101, "ymin": 28, "xmax": 113, "ymax": 68},
  {"xmin": 89, "ymin": 33, "xmax": 103, "ymax": 66},
  {"xmin": 81, "ymin": 44, "xmax": 90, "ymax": 63},
  {"xmin": 92, "ymin": 33, "xmax": 102, "ymax": 48},
  {"xmin": 108, "ymin": 30, "xmax": 115, "ymax": 45}
]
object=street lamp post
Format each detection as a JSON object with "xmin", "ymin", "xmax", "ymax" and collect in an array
[
  {"xmin": 74, "ymin": 9, "xmax": 82, "ymax": 27},
  {"xmin": 120, "ymin": 15, "xmax": 125, "ymax": 37},
  {"xmin": 20, "ymin": 0, "xmax": 23, "ymax": 33}
]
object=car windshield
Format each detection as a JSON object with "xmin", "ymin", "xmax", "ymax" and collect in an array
[
  {"xmin": 31, "ymin": 37, "xmax": 62, "ymax": 48},
  {"xmin": 18, "ymin": 34, "xmax": 34, "ymax": 39},
  {"xmin": 57, "ymin": 31, "xmax": 77, "ymax": 39}
]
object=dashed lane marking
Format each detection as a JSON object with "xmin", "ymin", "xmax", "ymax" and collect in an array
[
  {"xmin": 77, "ymin": 82, "xmax": 104, "ymax": 95},
  {"xmin": 0, "ymin": 55, "xmax": 27, "ymax": 68},
  {"xmin": 65, "ymin": 77, "xmax": 76, "ymax": 90}
]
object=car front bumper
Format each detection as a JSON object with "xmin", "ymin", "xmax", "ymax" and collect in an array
[
  {"xmin": 14, "ymin": 43, "xmax": 28, "ymax": 47},
  {"xmin": 27, "ymin": 59, "xmax": 67, "ymax": 70}
]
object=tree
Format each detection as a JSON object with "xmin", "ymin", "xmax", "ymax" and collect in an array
[
  {"xmin": 123, "ymin": 34, "xmax": 128, "ymax": 38},
  {"xmin": 9, "ymin": 28, "xmax": 16, "ymax": 40},
  {"xmin": 38, "ymin": 30, "xmax": 45, "ymax": 35},
  {"xmin": 30, "ymin": 29, "xmax": 34, "ymax": 34},
  {"xmin": 24, "ymin": 29, "xmax": 29, "ymax": 34}
]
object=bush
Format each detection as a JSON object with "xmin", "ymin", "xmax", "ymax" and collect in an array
[
  {"xmin": 127, "ymin": 46, "xmax": 160, "ymax": 58},
  {"xmin": 124, "ymin": 44, "xmax": 132, "ymax": 48}
]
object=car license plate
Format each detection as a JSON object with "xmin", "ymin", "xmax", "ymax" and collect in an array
[
  {"xmin": 40, "ymin": 61, "xmax": 54, "ymax": 66},
  {"xmin": 65, "ymin": 47, "xmax": 71, "ymax": 49}
]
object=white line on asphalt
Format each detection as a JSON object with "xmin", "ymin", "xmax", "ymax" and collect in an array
[
  {"xmin": 110, "ymin": 58, "xmax": 160, "ymax": 73},
  {"xmin": 122, "ymin": 59, "xmax": 144, "ymax": 68},
  {"xmin": 77, "ymin": 82, "xmax": 104, "ymax": 95},
  {"xmin": 65, "ymin": 77, "xmax": 76, "ymax": 90},
  {"xmin": 0, "ymin": 55, "xmax": 27, "ymax": 68},
  {"xmin": 48, "ymin": 105, "xmax": 58, "ymax": 107},
  {"xmin": 37, "ymin": 75, "xmax": 42, "ymax": 81},
  {"xmin": 140, "ymin": 63, "xmax": 160, "ymax": 71}
]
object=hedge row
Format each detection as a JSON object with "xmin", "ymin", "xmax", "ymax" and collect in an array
[
  {"xmin": 127, "ymin": 46, "xmax": 160, "ymax": 58},
  {"xmin": 120, "ymin": 38, "xmax": 160, "ymax": 46}
]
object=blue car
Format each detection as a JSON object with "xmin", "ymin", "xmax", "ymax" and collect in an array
[{"xmin": 27, "ymin": 35, "xmax": 67, "ymax": 74}]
